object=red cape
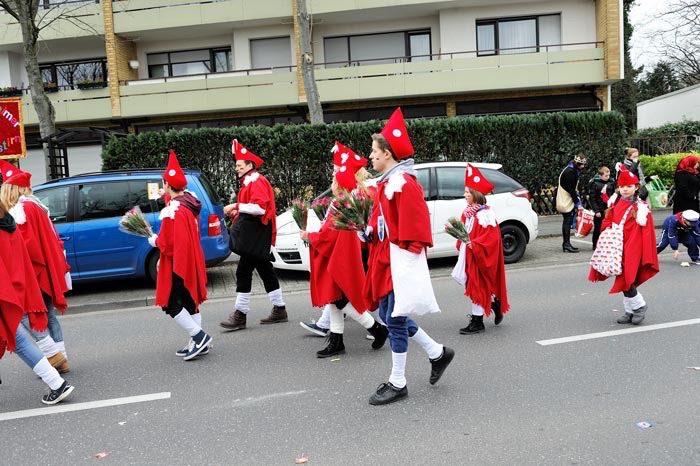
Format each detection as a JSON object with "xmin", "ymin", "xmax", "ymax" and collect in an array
[
  {"xmin": 364, "ymin": 172, "xmax": 432, "ymax": 307},
  {"xmin": 237, "ymin": 171, "xmax": 278, "ymax": 245},
  {"xmin": 0, "ymin": 226, "xmax": 47, "ymax": 356},
  {"xmin": 155, "ymin": 201, "xmax": 208, "ymax": 309},
  {"xmin": 16, "ymin": 199, "xmax": 70, "ymax": 312},
  {"xmin": 588, "ymin": 199, "xmax": 659, "ymax": 292},
  {"xmin": 308, "ymin": 218, "xmax": 369, "ymax": 313},
  {"xmin": 459, "ymin": 207, "xmax": 510, "ymax": 315}
]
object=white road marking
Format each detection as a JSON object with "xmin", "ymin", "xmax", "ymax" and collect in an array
[
  {"xmin": 536, "ymin": 318, "xmax": 700, "ymax": 346},
  {"xmin": 232, "ymin": 390, "xmax": 307, "ymax": 408},
  {"xmin": 0, "ymin": 392, "xmax": 171, "ymax": 422}
]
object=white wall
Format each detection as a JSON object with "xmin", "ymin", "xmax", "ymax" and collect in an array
[
  {"xmin": 0, "ymin": 51, "xmax": 28, "ymax": 87},
  {"xmin": 19, "ymin": 144, "xmax": 103, "ymax": 186},
  {"xmin": 312, "ymin": 16, "xmax": 440, "ymax": 63},
  {"xmin": 439, "ymin": 0, "xmax": 596, "ymax": 55},
  {"xmin": 637, "ymin": 84, "xmax": 700, "ymax": 130}
]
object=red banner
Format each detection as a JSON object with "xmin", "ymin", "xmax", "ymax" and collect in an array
[{"xmin": 0, "ymin": 98, "xmax": 26, "ymax": 159}]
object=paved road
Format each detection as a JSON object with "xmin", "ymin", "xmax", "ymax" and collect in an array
[{"xmin": 1, "ymin": 253, "xmax": 698, "ymax": 465}]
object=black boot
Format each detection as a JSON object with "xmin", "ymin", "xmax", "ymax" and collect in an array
[
  {"xmin": 459, "ymin": 315, "xmax": 485, "ymax": 335},
  {"xmin": 316, "ymin": 332, "xmax": 345, "ymax": 358},
  {"xmin": 562, "ymin": 243, "xmax": 579, "ymax": 253},
  {"xmin": 492, "ymin": 298, "xmax": 503, "ymax": 326},
  {"xmin": 367, "ymin": 322, "xmax": 388, "ymax": 350}
]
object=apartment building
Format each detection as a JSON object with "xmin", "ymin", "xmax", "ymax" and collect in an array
[{"xmin": 0, "ymin": 0, "xmax": 623, "ymax": 141}]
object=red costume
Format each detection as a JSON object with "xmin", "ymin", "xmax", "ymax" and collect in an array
[
  {"xmin": 12, "ymin": 198, "xmax": 70, "ymax": 312},
  {"xmin": 0, "ymin": 220, "xmax": 48, "ymax": 354},
  {"xmin": 154, "ymin": 151, "xmax": 208, "ymax": 309},
  {"xmin": 588, "ymin": 196, "xmax": 659, "ymax": 292}
]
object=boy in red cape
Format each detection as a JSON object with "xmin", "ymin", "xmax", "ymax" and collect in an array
[
  {"xmin": 364, "ymin": 108, "xmax": 454, "ymax": 406},
  {"xmin": 149, "ymin": 150, "xmax": 211, "ymax": 360},
  {"xmin": 0, "ymin": 160, "xmax": 72, "ymax": 373},
  {"xmin": 0, "ymin": 187, "xmax": 74, "ymax": 405},
  {"xmin": 220, "ymin": 140, "xmax": 288, "ymax": 331},
  {"xmin": 452, "ymin": 164, "xmax": 510, "ymax": 334},
  {"xmin": 589, "ymin": 167, "xmax": 659, "ymax": 325},
  {"xmin": 299, "ymin": 141, "xmax": 388, "ymax": 358}
]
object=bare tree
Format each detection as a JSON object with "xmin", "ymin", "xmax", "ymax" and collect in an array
[
  {"xmin": 295, "ymin": 0, "xmax": 324, "ymax": 124},
  {"xmin": 648, "ymin": 0, "xmax": 700, "ymax": 86},
  {"xmin": 0, "ymin": 0, "xmax": 99, "ymax": 179}
]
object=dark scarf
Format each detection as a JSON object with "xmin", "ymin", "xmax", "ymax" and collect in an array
[{"xmin": 0, "ymin": 212, "xmax": 17, "ymax": 233}]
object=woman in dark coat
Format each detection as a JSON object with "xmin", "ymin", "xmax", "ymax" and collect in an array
[{"xmin": 672, "ymin": 155, "xmax": 700, "ymax": 214}]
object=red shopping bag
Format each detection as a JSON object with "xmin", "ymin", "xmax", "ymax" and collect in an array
[{"xmin": 575, "ymin": 209, "xmax": 594, "ymax": 237}]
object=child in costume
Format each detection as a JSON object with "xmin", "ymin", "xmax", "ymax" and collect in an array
[{"xmin": 656, "ymin": 209, "xmax": 700, "ymax": 264}]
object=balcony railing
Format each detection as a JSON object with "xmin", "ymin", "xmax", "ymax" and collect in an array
[
  {"xmin": 120, "ymin": 65, "xmax": 296, "ymax": 86},
  {"xmin": 41, "ymin": 0, "xmax": 99, "ymax": 8}
]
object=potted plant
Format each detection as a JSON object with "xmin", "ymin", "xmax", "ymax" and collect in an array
[
  {"xmin": 43, "ymin": 82, "xmax": 59, "ymax": 93},
  {"xmin": 0, "ymin": 86, "xmax": 23, "ymax": 97},
  {"xmin": 76, "ymin": 79, "xmax": 106, "ymax": 90}
]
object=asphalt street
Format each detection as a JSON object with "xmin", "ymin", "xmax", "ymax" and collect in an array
[{"xmin": 1, "ymin": 252, "xmax": 698, "ymax": 465}]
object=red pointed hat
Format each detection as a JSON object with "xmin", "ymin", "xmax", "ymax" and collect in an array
[
  {"xmin": 232, "ymin": 139, "xmax": 264, "ymax": 167},
  {"xmin": 0, "ymin": 160, "xmax": 32, "ymax": 188},
  {"xmin": 464, "ymin": 163, "xmax": 494, "ymax": 194},
  {"xmin": 381, "ymin": 108, "xmax": 414, "ymax": 159},
  {"xmin": 331, "ymin": 141, "xmax": 367, "ymax": 169},
  {"xmin": 163, "ymin": 150, "xmax": 187, "ymax": 190},
  {"xmin": 617, "ymin": 167, "xmax": 639, "ymax": 187},
  {"xmin": 334, "ymin": 164, "xmax": 361, "ymax": 192}
]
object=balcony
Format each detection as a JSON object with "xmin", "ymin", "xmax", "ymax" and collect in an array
[
  {"xmin": 21, "ymin": 87, "xmax": 111, "ymax": 125},
  {"xmin": 119, "ymin": 68, "xmax": 298, "ymax": 118},
  {"xmin": 112, "ymin": 0, "xmax": 291, "ymax": 34},
  {"xmin": 314, "ymin": 44, "xmax": 606, "ymax": 103}
]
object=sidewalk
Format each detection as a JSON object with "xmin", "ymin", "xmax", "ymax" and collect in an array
[{"xmin": 66, "ymin": 207, "xmax": 674, "ymax": 313}]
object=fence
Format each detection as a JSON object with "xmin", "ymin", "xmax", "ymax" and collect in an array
[{"xmin": 629, "ymin": 135, "xmax": 699, "ymax": 156}]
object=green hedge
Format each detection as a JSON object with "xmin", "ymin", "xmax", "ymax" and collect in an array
[
  {"xmin": 640, "ymin": 152, "xmax": 698, "ymax": 186},
  {"xmin": 102, "ymin": 111, "xmax": 627, "ymax": 211},
  {"xmin": 633, "ymin": 121, "xmax": 700, "ymax": 155}
]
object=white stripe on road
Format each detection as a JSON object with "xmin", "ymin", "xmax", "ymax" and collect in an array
[
  {"xmin": 0, "ymin": 392, "xmax": 171, "ymax": 422},
  {"xmin": 536, "ymin": 318, "xmax": 700, "ymax": 346}
]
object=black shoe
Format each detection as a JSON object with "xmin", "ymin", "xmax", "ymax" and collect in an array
[
  {"xmin": 184, "ymin": 330, "xmax": 212, "ymax": 361},
  {"xmin": 492, "ymin": 298, "xmax": 503, "ymax": 326},
  {"xmin": 459, "ymin": 315, "xmax": 485, "ymax": 335},
  {"xmin": 429, "ymin": 346, "xmax": 455, "ymax": 385},
  {"xmin": 367, "ymin": 322, "xmax": 388, "ymax": 350},
  {"xmin": 41, "ymin": 381, "xmax": 74, "ymax": 405},
  {"xmin": 562, "ymin": 243, "xmax": 579, "ymax": 253},
  {"xmin": 368, "ymin": 382, "xmax": 408, "ymax": 405},
  {"xmin": 316, "ymin": 332, "xmax": 345, "ymax": 358}
]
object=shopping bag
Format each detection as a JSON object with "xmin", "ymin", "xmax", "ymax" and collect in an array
[
  {"xmin": 589, "ymin": 206, "xmax": 633, "ymax": 276},
  {"xmin": 575, "ymin": 209, "xmax": 595, "ymax": 237}
]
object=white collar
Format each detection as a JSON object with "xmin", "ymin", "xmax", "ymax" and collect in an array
[
  {"xmin": 243, "ymin": 172, "xmax": 260, "ymax": 186},
  {"xmin": 159, "ymin": 199, "xmax": 180, "ymax": 220}
]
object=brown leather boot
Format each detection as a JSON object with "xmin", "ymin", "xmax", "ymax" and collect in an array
[
  {"xmin": 48, "ymin": 352, "xmax": 67, "ymax": 372},
  {"xmin": 260, "ymin": 306, "xmax": 288, "ymax": 324},
  {"xmin": 219, "ymin": 310, "xmax": 247, "ymax": 331}
]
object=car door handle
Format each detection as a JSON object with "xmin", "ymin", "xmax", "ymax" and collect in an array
[{"xmin": 59, "ymin": 236, "xmax": 71, "ymax": 241}]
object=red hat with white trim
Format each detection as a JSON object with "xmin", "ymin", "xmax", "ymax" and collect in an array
[
  {"xmin": 616, "ymin": 167, "xmax": 639, "ymax": 187},
  {"xmin": 331, "ymin": 141, "xmax": 367, "ymax": 169},
  {"xmin": 231, "ymin": 139, "xmax": 264, "ymax": 167},
  {"xmin": 380, "ymin": 107, "xmax": 414, "ymax": 159},
  {"xmin": 163, "ymin": 149, "xmax": 187, "ymax": 190},
  {"xmin": 334, "ymin": 164, "xmax": 362, "ymax": 192},
  {"xmin": 464, "ymin": 163, "xmax": 494, "ymax": 195},
  {"xmin": 0, "ymin": 160, "xmax": 32, "ymax": 188}
]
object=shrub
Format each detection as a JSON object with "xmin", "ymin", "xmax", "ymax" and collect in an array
[
  {"xmin": 102, "ymin": 111, "xmax": 627, "ymax": 212},
  {"xmin": 640, "ymin": 152, "xmax": 699, "ymax": 186}
]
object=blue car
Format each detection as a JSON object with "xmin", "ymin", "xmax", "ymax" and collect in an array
[{"xmin": 33, "ymin": 169, "xmax": 230, "ymax": 284}]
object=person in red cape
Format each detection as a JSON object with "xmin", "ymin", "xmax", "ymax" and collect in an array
[
  {"xmin": 0, "ymin": 160, "xmax": 72, "ymax": 374},
  {"xmin": 0, "ymin": 187, "xmax": 74, "ymax": 404},
  {"xmin": 452, "ymin": 163, "xmax": 510, "ymax": 335},
  {"xmin": 299, "ymin": 141, "xmax": 388, "ymax": 358},
  {"xmin": 220, "ymin": 140, "xmax": 289, "ymax": 332},
  {"xmin": 588, "ymin": 167, "xmax": 659, "ymax": 325},
  {"xmin": 148, "ymin": 150, "xmax": 211, "ymax": 360},
  {"xmin": 363, "ymin": 108, "xmax": 454, "ymax": 406}
]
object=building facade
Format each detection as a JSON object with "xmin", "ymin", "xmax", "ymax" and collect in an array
[
  {"xmin": 637, "ymin": 83, "xmax": 700, "ymax": 130},
  {"xmin": 0, "ymin": 0, "xmax": 623, "ymax": 141}
]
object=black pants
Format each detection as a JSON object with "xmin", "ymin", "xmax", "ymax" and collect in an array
[
  {"xmin": 623, "ymin": 287, "xmax": 638, "ymax": 298},
  {"xmin": 236, "ymin": 253, "xmax": 280, "ymax": 293},
  {"xmin": 562, "ymin": 210, "xmax": 575, "ymax": 246},
  {"xmin": 162, "ymin": 274, "xmax": 198, "ymax": 318},
  {"xmin": 592, "ymin": 215, "xmax": 604, "ymax": 249}
]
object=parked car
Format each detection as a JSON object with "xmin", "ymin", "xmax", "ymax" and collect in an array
[
  {"xmin": 271, "ymin": 162, "xmax": 538, "ymax": 271},
  {"xmin": 33, "ymin": 169, "xmax": 230, "ymax": 283}
]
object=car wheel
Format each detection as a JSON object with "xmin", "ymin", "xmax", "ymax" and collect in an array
[
  {"xmin": 147, "ymin": 249, "xmax": 160, "ymax": 284},
  {"xmin": 500, "ymin": 224, "xmax": 527, "ymax": 264}
]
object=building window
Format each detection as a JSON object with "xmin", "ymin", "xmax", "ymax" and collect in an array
[
  {"xmin": 250, "ymin": 37, "xmax": 293, "ymax": 70},
  {"xmin": 476, "ymin": 14, "xmax": 560, "ymax": 56},
  {"xmin": 323, "ymin": 29, "xmax": 431, "ymax": 67},
  {"xmin": 40, "ymin": 58, "xmax": 107, "ymax": 88},
  {"xmin": 147, "ymin": 47, "xmax": 232, "ymax": 78}
]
